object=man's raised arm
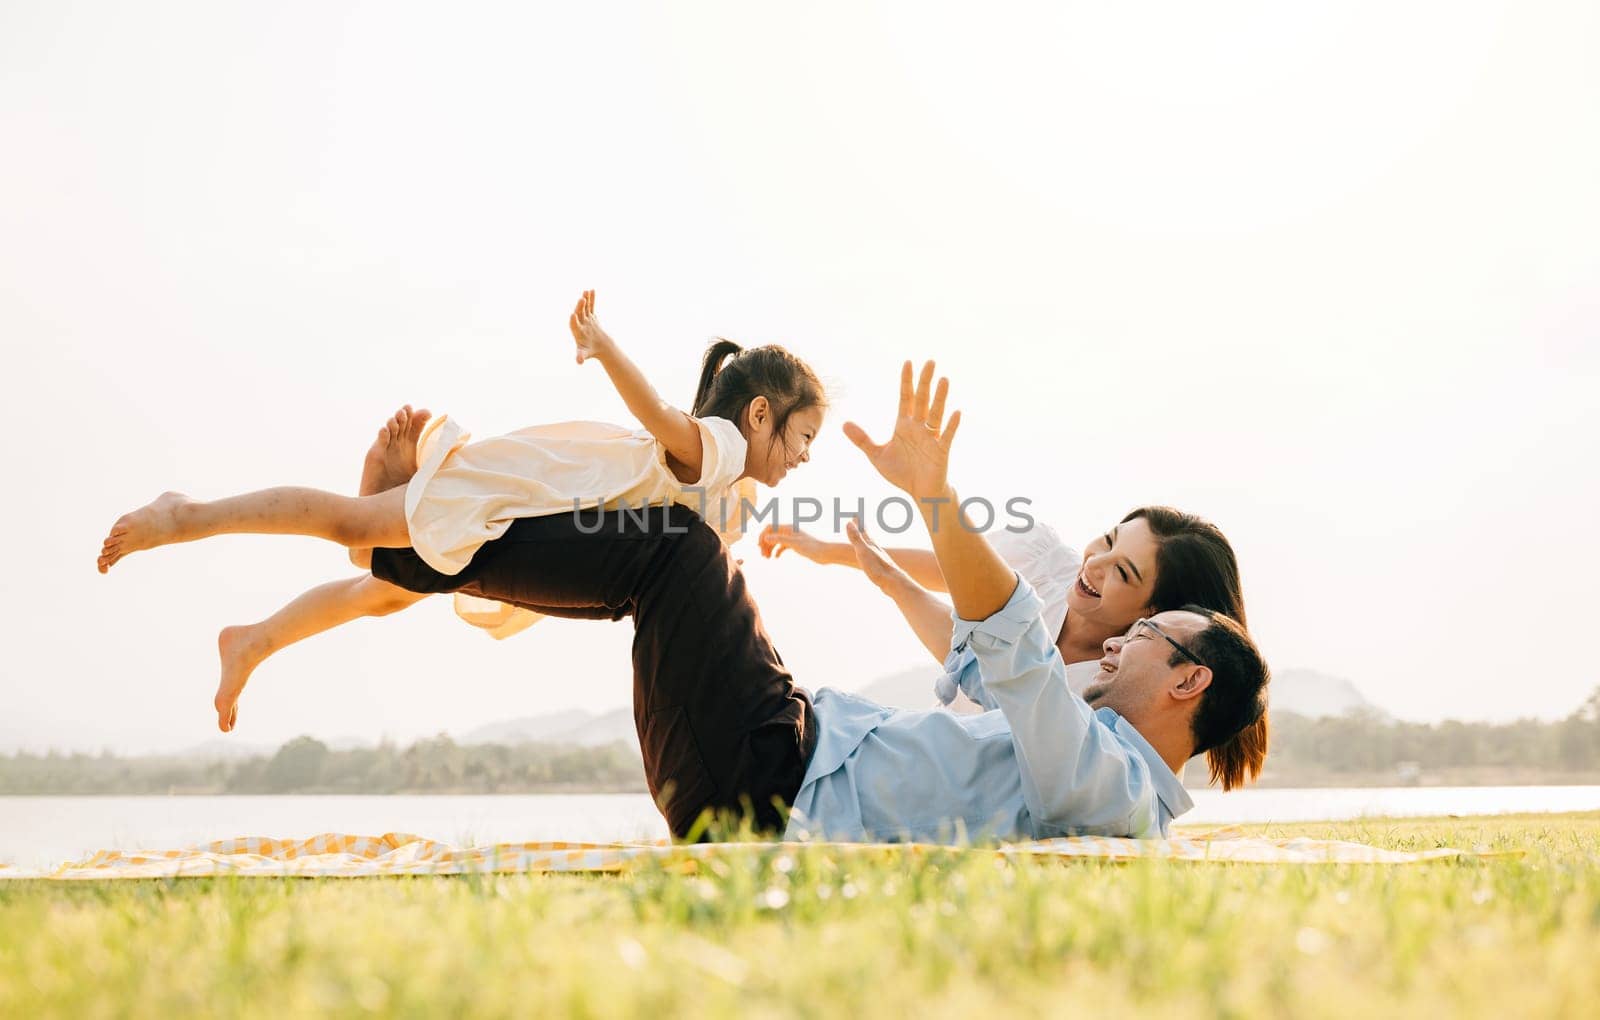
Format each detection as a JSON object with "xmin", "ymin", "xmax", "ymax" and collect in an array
[
  {"xmin": 846, "ymin": 361, "xmax": 1158, "ymax": 837},
  {"xmin": 841, "ymin": 361, "xmax": 1016, "ymax": 617}
]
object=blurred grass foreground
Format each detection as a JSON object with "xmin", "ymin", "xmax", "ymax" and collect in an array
[{"xmin": 2, "ymin": 814, "xmax": 1597, "ymax": 1018}]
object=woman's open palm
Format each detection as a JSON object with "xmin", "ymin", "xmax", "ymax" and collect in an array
[{"xmin": 843, "ymin": 361, "xmax": 961, "ymax": 502}]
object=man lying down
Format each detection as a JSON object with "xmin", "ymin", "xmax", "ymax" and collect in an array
[{"xmin": 370, "ymin": 362, "xmax": 1272, "ymax": 843}]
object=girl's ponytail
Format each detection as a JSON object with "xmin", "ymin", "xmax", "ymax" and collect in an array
[
  {"xmin": 691, "ymin": 338, "xmax": 827, "ymax": 452},
  {"xmin": 693, "ymin": 339, "xmax": 744, "ymax": 416}
]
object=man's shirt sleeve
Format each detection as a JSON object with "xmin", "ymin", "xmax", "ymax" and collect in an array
[
  {"xmin": 950, "ymin": 574, "xmax": 1156, "ymax": 836},
  {"xmin": 934, "ymin": 643, "xmax": 1001, "ymax": 711},
  {"xmin": 933, "ymin": 525, "xmax": 1076, "ymax": 711}
]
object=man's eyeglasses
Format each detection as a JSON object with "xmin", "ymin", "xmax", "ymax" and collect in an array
[{"xmin": 1129, "ymin": 618, "xmax": 1206, "ymax": 669}]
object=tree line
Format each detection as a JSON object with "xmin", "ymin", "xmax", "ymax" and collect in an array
[
  {"xmin": 3, "ymin": 687, "xmax": 1596, "ymax": 794},
  {"xmin": 0, "ymin": 734, "xmax": 649, "ymax": 795},
  {"xmin": 1262, "ymin": 686, "xmax": 1598, "ymax": 784}
]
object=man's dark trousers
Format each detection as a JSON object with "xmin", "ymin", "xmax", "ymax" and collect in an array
[{"xmin": 371, "ymin": 504, "xmax": 817, "ymax": 838}]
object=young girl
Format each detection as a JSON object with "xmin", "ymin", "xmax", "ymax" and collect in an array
[{"xmin": 97, "ymin": 291, "xmax": 828, "ymax": 731}]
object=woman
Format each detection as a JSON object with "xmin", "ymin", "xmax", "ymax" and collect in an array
[{"xmin": 760, "ymin": 505, "xmax": 1267, "ymax": 790}]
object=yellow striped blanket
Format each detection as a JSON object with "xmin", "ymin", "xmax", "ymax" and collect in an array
[{"xmin": 0, "ymin": 830, "xmax": 1509, "ymax": 880}]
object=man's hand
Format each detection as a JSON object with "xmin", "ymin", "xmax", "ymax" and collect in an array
[
  {"xmin": 569, "ymin": 289, "xmax": 616, "ymax": 365},
  {"xmin": 843, "ymin": 360, "xmax": 961, "ymax": 503},
  {"xmin": 844, "ymin": 519, "xmax": 910, "ymax": 595}
]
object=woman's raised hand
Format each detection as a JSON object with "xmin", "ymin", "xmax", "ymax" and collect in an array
[
  {"xmin": 843, "ymin": 360, "xmax": 961, "ymax": 503},
  {"xmin": 569, "ymin": 289, "xmax": 615, "ymax": 365},
  {"xmin": 758, "ymin": 523, "xmax": 830, "ymax": 563}
]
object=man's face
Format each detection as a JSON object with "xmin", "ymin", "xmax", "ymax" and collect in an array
[{"xmin": 1082, "ymin": 609, "xmax": 1210, "ymax": 718}]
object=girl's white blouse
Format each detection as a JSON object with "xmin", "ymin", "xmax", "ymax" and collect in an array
[{"xmin": 395, "ymin": 412, "xmax": 750, "ymax": 640}]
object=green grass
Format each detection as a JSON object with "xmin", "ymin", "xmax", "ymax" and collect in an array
[{"xmin": 2, "ymin": 814, "xmax": 1598, "ymax": 1019}]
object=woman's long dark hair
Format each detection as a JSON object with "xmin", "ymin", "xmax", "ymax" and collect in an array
[
  {"xmin": 1121, "ymin": 506, "xmax": 1266, "ymax": 791},
  {"xmin": 692, "ymin": 339, "xmax": 826, "ymax": 452}
]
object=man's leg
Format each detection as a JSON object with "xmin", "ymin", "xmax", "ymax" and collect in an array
[{"xmin": 371, "ymin": 505, "xmax": 816, "ymax": 838}]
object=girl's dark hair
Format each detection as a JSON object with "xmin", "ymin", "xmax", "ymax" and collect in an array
[
  {"xmin": 691, "ymin": 339, "xmax": 827, "ymax": 451},
  {"xmin": 1120, "ymin": 506, "xmax": 1267, "ymax": 789}
]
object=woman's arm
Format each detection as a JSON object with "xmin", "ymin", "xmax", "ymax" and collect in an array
[
  {"xmin": 886, "ymin": 548, "xmax": 946, "ymax": 590},
  {"xmin": 758, "ymin": 525, "xmax": 950, "ymax": 592},
  {"xmin": 569, "ymin": 290, "xmax": 705, "ymax": 481},
  {"xmin": 836, "ymin": 526, "xmax": 958, "ymax": 661}
]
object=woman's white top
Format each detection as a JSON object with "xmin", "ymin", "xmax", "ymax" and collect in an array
[
  {"xmin": 988, "ymin": 522, "xmax": 1079, "ymax": 645},
  {"xmin": 399, "ymin": 412, "xmax": 751, "ymax": 639},
  {"xmin": 938, "ymin": 521, "xmax": 1102, "ymax": 709}
]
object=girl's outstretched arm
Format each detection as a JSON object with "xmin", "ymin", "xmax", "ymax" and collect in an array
[{"xmin": 569, "ymin": 289, "xmax": 705, "ymax": 482}]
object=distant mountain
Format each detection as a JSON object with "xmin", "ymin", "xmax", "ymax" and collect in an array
[
  {"xmin": 460, "ymin": 708, "xmax": 638, "ymax": 750},
  {"xmin": 854, "ymin": 664, "xmax": 1390, "ymax": 720},
  {"xmin": 141, "ymin": 665, "xmax": 1390, "ymax": 766},
  {"xmin": 858, "ymin": 666, "xmax": 945, "ymax": 709},
  {"xmin": 1269, "ymin": 668, "xmax": 1390, "ymax": 720},
  {"xmin": 174, "ymin": 739, "xmax": 277, "ymax": 760},
  {"xmin": 460, "ymin": 709, "xmax": 592, "ymax": 744},
  {"xmin": 174, "ymin": 734, "xmax": 372, "ymax": 758},
  {"xmin": 325, "ymin": 735, "xmax": 377, "ymax": 751}
]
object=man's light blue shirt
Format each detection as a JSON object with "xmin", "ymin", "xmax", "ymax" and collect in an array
[{"xmin": 783, "ymin": 575, "xmax": 1193, "ymax": 843}]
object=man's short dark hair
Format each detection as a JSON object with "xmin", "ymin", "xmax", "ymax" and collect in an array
[{"xmin": 1173, "ymin": 605, "xmax": 1270, "ymax": 790}]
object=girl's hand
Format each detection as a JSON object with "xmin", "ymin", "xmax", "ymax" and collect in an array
[
  {"xmin": 843, "ymin": 360, "xmax": 961, "ymax": 503},
  {"xmin": 845, "ymin": 519, "xmax": 910, "ymax": 595},
  {"xmin": 758, "ymin": 523, "xmax": 831, "ymax": 563},
  {"xmin": 569, "ymin": 289, "xmax": 616, "ymax": 365}
]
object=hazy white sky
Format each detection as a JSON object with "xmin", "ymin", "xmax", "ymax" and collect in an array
[{"xmin": 4, "ymin": 1, "xmax": 1597, "ymax": 753}]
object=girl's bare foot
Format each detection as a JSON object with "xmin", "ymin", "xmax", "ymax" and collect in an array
[
  {"xmin": 359, "ymin": 428, "xmax": 391, "ymax": 498},
  {"xmin": 389, "ymin": 405, "xmax": 431, "ymax": 485},
  {"xmin": 215, "ymin": 624, "xmax": 269, "ymax": 733},
  {"xmin": 352, "ymin": 406, "xmax": 428, "ymax": 568},
  {"xmin": 362, "ymin": 405, "xmax": 430, "ymax": 496},
  {"xmin": 97, "ymin": 491, "xmax": 193, "ymax": 573}
]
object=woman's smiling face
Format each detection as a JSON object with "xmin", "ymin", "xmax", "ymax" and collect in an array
[{"xmin": 1067, "ymin": 517, "xmax": 1161, "ymax": 632}]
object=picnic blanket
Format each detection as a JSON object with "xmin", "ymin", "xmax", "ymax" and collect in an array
[{"xmin": 0, "ymin": 830, "xmax": 1510, "ymax": 880}]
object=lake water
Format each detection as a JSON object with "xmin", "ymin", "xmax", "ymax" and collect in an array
[{"xmin": 4, "ymin": 786, "xmax": 1599, "ymax": 870}]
